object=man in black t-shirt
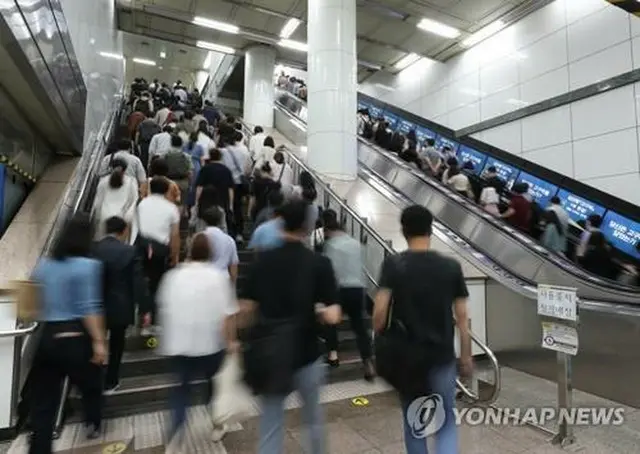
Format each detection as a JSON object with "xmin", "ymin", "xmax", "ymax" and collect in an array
[
  {"xmin": 240, "ymin": 199, "xmax": 340, "ymax": 454},
  {"xmin": 195, "ymin": 148, "xmax": 235, "ymax": 214},
  {"xmin": 374, "ymin": 205, "xmax": 471, "ymax": 454}
]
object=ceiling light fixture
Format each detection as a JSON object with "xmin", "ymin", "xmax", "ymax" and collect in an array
[
  {"xmin": 132, "ymin": 57, "xmax": 156, "ymax": 66},
  {"xmin": 278, "ymin": 39, "xmax": 307, "ymax": 52},
  {"xmin": 192, "ymin": 16, "xmax": 239, "ymax": 34},
  {"xmin": 417, "ymin": 18, "xmax": 460, "ymax": 39},
  {"xmin": 203, "ymin": 51, "xmax": 212, "ymax": 69},
  {"xmin": 160, "ymin": 51, "xmax": 166, "ymax": 59},
  {"xmin": 461, "ymin": 20, "xmax": 505, "ymax": 48},
  {"xmin": 196, "ymin": 41, "xmax": 235, "ymax": 54},
  {"xmin": 358, "ymin": 60, "xmax": 382, "ymax": 71},
  {"xmin": 99, "ymin": 51, "xmax": 123, "ymax": 60},
  {"xmin": 280, "ymin": 18, "xmax": 300, "ymax": 39},
  {"xmin": 394, "ymin": 53, "xmax": 421, "ymax": 70}
]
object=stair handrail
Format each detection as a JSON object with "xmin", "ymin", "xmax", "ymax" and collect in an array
[{"xmin": 239, "ymin": 119, "xmax": 501, "ymax": 405}]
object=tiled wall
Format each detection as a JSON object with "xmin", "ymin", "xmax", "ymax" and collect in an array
[
  {"xmin": 59, "ymin": 0, "xmax": 125, "ymax": 153},
  {"xmin": 359, "ymin": 0, "xmax": 640, "ymax": 206}
]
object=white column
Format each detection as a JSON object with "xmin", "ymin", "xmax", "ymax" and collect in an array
[
  {"xmin": 243, "ymin": 45, "xmax": 276, "ymax": 129},
  {"xmin": 307, "ymin": 0, "xmax": 358, "ymax": 180}
]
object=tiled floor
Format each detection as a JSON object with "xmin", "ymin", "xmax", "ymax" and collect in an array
[{"xmin": 5, "ymin": 366, "xmax": 640, "ymax": 453}]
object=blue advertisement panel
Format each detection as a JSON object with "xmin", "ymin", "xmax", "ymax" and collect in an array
[
  {"xmin": 556, "ymin": 189, "xmax": 606, "ymax": 223},
  {"xmin": 369, "ymin": 105, "xmax": 383, "ymax": 119},
  {"xmin": 435, "ymin": 136, "xmax": 459, "ymax": 153},
  {"xmin": 482, "ymin": 158, "xmax": 518, "ymax": 187},
  {"xmin": 382, "ymin": 112, "xmax": 399, "ymax": 130},
  {"xmin": 397, "ymin": 119, "xmax": 415, "ymax": 135},
  {"xmin": 601, "ymin": 211, "xmax": 640, "ymax": 259},
  {"xmin": 457, "ymin": 145, "xmax": 487, "ymax": 175},
  {"xmin": 515, "ymin": 172, "xmax": 559, "ymax": 207},
  {"xmin": 357, "ymin": 100, "xmax": 371, "ymax": 111},
  {"xmin": 415, "ymin": 126, "xmax": 437, "ymax": 144}
]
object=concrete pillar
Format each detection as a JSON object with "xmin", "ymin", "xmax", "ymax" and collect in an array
[
  {"xmin": 243, "ymin": 45, "xmax": 276, "ymax": 128},
  {"xmin": 307, "ymin": 0, "xmax": 358, "ymax": 180}
]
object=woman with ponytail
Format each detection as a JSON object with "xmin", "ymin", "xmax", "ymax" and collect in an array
[{"xmin": 92, "ymin": 158, "xmax": 138, "ymax": 239}]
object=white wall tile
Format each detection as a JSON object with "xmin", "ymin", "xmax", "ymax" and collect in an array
[
  {"xmin": 518, "ymin": 30, "xmax": 568, "ymax": 82},
  {"xmin": 448, "ymin": 72, "xmax": 481, "ymax": 110},
  {"xmin": 480, "ymin": 58, "xmax": 518, "ymax": 95},
  {"xmin": 569, "ymin": 41, "xmax": 633, "ymax": 90},
  {"xmin": 583, "ymin": 173, "xmax": 640, "ymax": 206},
  {"xmin": 447, "ymin": 50, "xmax": 480, "ymax": 84},
  {"xmin": 522, "ymin": 105, "xmax": 572, "ymax": 151},
  {"xmin": 448, "ymin": 103, "xmax": 480, "ymax": 130},
  {"xmin": 481, "ymin": 121, "xmax": 523, "ymax": 155},
  {"xmin": 632, "ymin": 36, "xmax": 640, "ymax": 69},
  {"xmin": 631, "ymin": 16, "xmax": 640, "ymax": 38},
  {"xmin": 521, "ymin": 142, "xmax": 574, "ymax": 177},
  {"xmin": 520, "ymin": 67, "xmax": 569, "ymax": 106},
  {"xmin": 567, "ymin": 6, "xmax": 630, "ymax": 62},
  {"xmin": 573, "ymin": 128, "xmax": 639, "ymax": 180},
  {"xmin": 571, "ymin": 85, "xmax": 636, "ymax": 140},
  {"xmin": 480, "ymin": 86, "xmax": 520, "ymax": 121},
  {"xmin": 564, "ymin": 0, "xmax": 608, "ymax": 25},
  {"xmin": 421, "ymin": 87, "xmax": 449, "ymax": 119},
  {"xmin": 513, "ymin": 0, "xmax": 567, "ymax": 49}
]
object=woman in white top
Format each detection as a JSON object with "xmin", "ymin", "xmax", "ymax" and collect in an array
[
  {"xmin": 270, "ymin": 151, "xmax": 295, "ymax": 198},
  {"xmin": 92, "ymin": 158, "xmax": 138, "ymax": 239},
  {"xmin": 157, "ymin": 233, "xmax": 238, "ymax": 443},
  {"xmin": 253, "ymin": 136, "xmax": 276, "ymax": 170},
  {"xmin": 196, "ymin": 120, "xmax": 215, "ymax": 154},
  {"xmin": 479, "ymin": 186, "xmax": 500, "ymax": 216}
]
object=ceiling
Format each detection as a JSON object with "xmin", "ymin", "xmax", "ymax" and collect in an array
[
  {"xmin": 122, "ymin": 31, "xmax": 211, "ymax": 85},
  {"xmin": 116, "ymin": 0, "xmax": 551, "ymax": 82}
]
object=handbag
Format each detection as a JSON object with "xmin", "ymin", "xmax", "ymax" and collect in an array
[
  {"xmin": 12, "ymin": 280, "xmax": 41, "ymax": 322},
  {"xmin": 374, "ymin": 255, "xmax": 433, "ymax": 399},
  {"xmin": 242, "ymin": 255, "xmax": 311, "ymax": 396}
]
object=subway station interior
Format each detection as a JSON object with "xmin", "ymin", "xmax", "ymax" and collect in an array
[{"xmin": 0, "ymin": 0, "xmax": 640, "ymax": 452}]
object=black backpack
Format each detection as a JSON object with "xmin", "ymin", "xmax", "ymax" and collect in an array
[{"xmin": 362, "ymin": 121, "xmax": 374, "ymax": 139}]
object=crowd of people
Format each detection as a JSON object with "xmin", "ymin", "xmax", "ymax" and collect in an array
[
  {"xmin": 353, "ymin": 109, "xmax": 640, "ymax": 285},
  {"xmin": 24, "ymin": 76, "xmax": 475, "ymax": 454}
]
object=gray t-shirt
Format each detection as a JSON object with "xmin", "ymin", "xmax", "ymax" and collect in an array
[
  {"xmin": 420, "ymin": 146, "xmax": 441, "ymax": 168},
  {"xmin": 204, "ymin": 226, "xmax": 239, "ymax": 276}
]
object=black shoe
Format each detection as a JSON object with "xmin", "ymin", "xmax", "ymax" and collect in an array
[
  {"xmin": 364, "ymin": 360, "xmax": 375, "ymax": 382},
  {"xmin": 325, "ymin": 357, "xmax": 340, "ymax": 368},
  {"xmin": 86, "ymin": 425, "xmax": 101, "ymax": 440}
]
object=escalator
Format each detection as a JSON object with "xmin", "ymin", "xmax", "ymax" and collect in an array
[{"xmin": 273, "ymin": 89, "xmax": 640, "ymax": 307}]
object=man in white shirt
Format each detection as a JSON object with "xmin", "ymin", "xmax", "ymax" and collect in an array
[
  {"xmin": 249, "ymin": 126, "xmax": 267, "ymax": 159},
  {"xmin": 547, "ymin": 196, "xmax": 570, "ymax": 233},
  {"xmin": 202, "ymin": 208, "xmax": 239, "ymax": 283},
  {"xmin": 137, "ymin": 177, "xmax": 181, "ymax": 334},
  {"xmin": 154, "ymin": 104, "xmax": 172, "ymax": 127},
  {"xmin": 148, "ymin": 126, "xmax": 174, "ymax": 165},
  {"xmin": 225, "ymin": 131, "xmax": 252, "ymax": 240}
]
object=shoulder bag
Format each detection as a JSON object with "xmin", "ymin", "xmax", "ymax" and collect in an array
[
  {"xmin": 374, "ymin": 254, "xmax": 434, "ymax": 399},
  {"xmin": 228, "ymin": 149, "xmax": 251, "ymax": 192},
  {"xmin": 242, "ymin": 254, "xmax": 311, "ymax": 396}
]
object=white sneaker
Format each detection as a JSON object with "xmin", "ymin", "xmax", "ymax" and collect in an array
[{"xmin": 211, "ymin": 424, "xmax": 228, "ymax": 442}]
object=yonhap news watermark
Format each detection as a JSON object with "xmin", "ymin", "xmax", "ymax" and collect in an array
[{"xmin": 406, "ymin": 394, "xmax": 626, "ymax": 439}]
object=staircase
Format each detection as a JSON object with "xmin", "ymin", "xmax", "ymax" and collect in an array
[{"xmin": 67, "ymin": 241, "xmax": 371, "ymax": 421}]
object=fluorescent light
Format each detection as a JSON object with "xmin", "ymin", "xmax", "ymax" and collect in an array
[
  {"xmin": 192, "ymin": 16, "xmax": 239, "ymax": 34},
  {"xmin": 358, "ymin": 60, "xmax": 382, "ymax": 71},
  {"xmin": 462, "ymin": 20, "xmax": 506, "ymax": 48},
  {"xmin": 394, "ymin": 53, "xmax": 421, "ymax": 70},
  {"xmin": 417, "ymin": 18, "xmax": 460, "ymax": 38},
  {"xmin": 196, "ymin": 40, "xmax": 235, "ymax": 54},
  {"xmin": 160, "ymin": 51, "xmax": 166, "ymax": 59},
  {"xmin": 203, "ymin": 51, "xmax": 212, "ymax": 69},
  {"xmin": 99, "ymin": 51, "xmax": 123, "ymax": 60},
  {"xmin": 132, "ymin": 57, "xmax": 156, "ymax": 66},
  {"xmin": 279, "ymin": 39, "xmax": 307, "ymax": 52},
  {"xmin": 280, "ymin": 18, "xmax": 300, "ymax": 39}
]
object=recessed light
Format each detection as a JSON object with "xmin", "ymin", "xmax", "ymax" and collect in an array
[
  {"xmin": 394, "ymin": 53, "xmax": 421, "ymax": 70},
  {"xmin": 192, "ymin": 16, "xmax": 239, "ymax": 34},
  {"xmin": 160, "ymin": 51, "xmax": 166, "ymax": 59},
  {"xmin": 132, "ymin": 57, "xmax": 156, "ymax": 66},
  {"xmin": 278, "ymin": 39, "xmax": 307, "ymax": 52},
  {"xmin": 280, "ymin": 18, "xmax": 300, "ymax": 39},
  {"xmin": 195, "ymin": 41, "xmax": 235, "ymax": 54},
  {"xmin": 417, "ymin": 18, "xmax": 460, "ymax": 39},
  {"xmin": 99, "ymin": 52, "xmax": 123, "ymax": 60}
]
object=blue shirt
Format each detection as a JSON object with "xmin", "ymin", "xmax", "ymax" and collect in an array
[
  {"xmin": 249, "ymin": 219, "xmax": 284, "ymax": 250},
  {"xmin": 32, "ymin": 257, "xmax": 103, "ymax": 321},
  {"xmin": 204, "ymin": 227, "xmax": 239, "ymax": 275}
]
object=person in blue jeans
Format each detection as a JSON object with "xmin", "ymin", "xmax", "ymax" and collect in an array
[
  {"xmin": 240, "ymin": 200, "xmax": 342, "ymax": 454},
  {"xmin": 374, "ymin": 205, "xmax": 473, "ymax": 454}
]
